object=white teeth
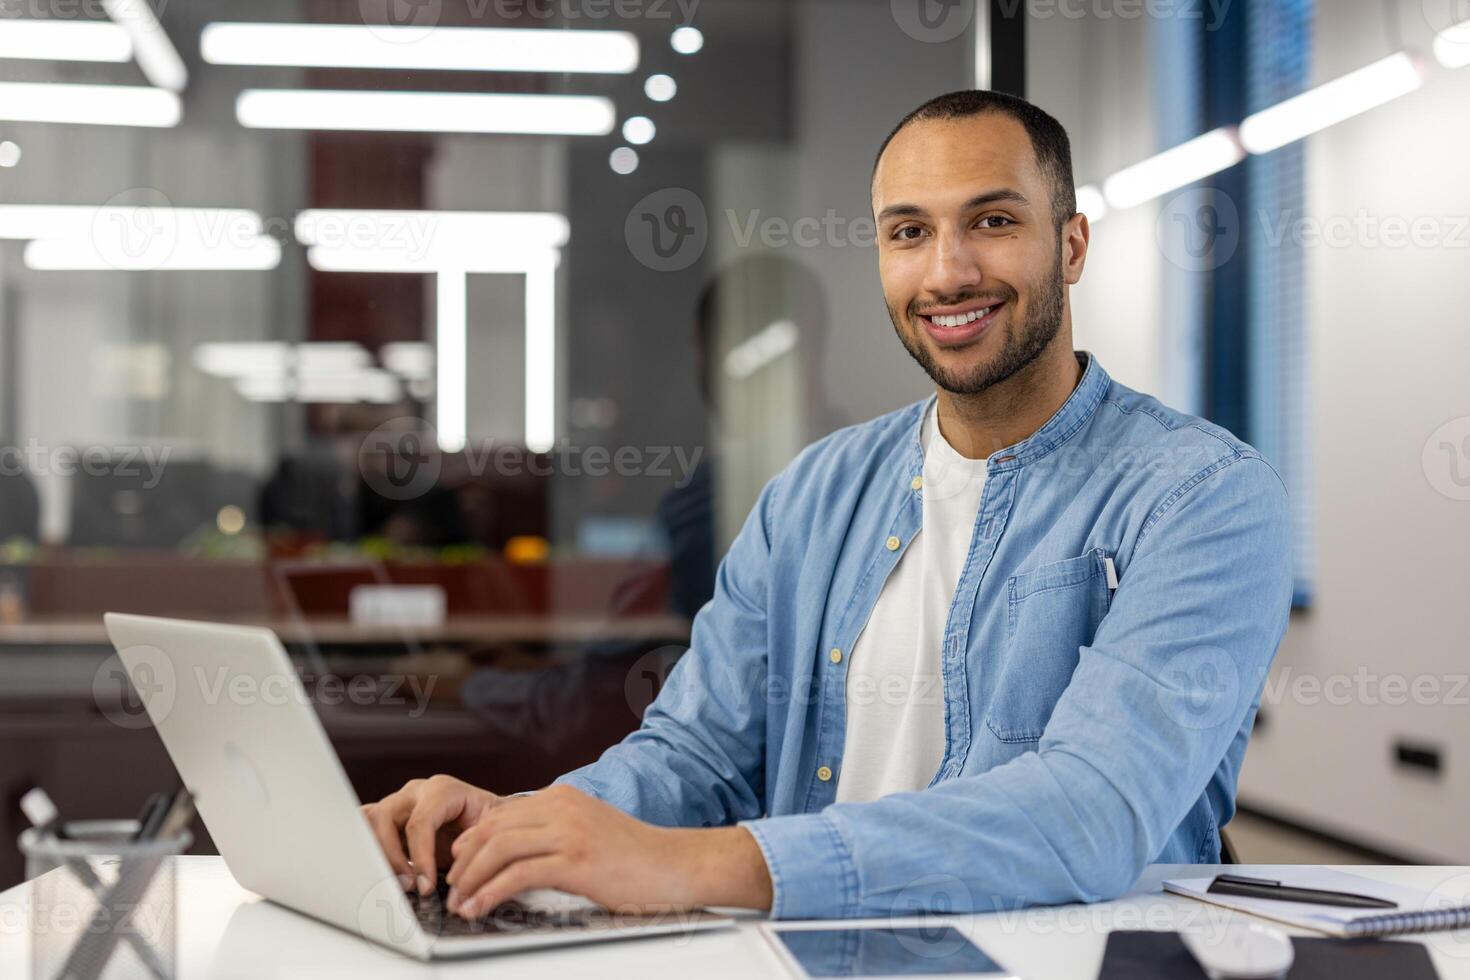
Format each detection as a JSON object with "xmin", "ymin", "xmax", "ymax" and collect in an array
[{"xmin": 930, "ymin": 306, "xmax": 994, "ymax": 328}]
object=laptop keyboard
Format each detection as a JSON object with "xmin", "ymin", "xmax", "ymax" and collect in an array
[{"xmin": 408, "ymin": 880, "xmax": 596, "ymax": 937}]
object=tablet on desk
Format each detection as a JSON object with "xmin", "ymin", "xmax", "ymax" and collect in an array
[{"xmin": 762, "ymin": 925, "xmax": 1018, "ymax": 979}]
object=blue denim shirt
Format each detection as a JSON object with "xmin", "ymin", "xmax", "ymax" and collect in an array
[{"xmin": 556, "ymin": 354, "xmax": 1293, "ymax": 919}]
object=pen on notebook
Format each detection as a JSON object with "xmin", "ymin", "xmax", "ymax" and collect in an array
[{"xmin": 1208, "ymin": 874, "xmax": 1398, "ymax": 909}]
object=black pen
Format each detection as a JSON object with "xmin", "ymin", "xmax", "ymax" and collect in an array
[
  {"xmin": 131, "ymin": 792, "xmax": 170, "ymax": 842},
  {"xmin": 1209, "ymin": 874, "xmax": 1398, "ymax": 909}
]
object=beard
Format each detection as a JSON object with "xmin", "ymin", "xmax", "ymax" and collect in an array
[{"xmin": 888, "ymin": 248, "xmax": 1065, "ymax": 396}]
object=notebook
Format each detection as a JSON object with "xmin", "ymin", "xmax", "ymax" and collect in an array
[{"xmin": 1164, "ymin": 868, "xmax": 1470, "ymax": 938}]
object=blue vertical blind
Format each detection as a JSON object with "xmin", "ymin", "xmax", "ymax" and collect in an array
[{"xmin": 1245, "ymin": 0, "xmax": 1314, "ymax": 606}]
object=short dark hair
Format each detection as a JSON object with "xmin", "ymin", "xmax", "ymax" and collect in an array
[{"xmin": 874, "ymin": 90, "xmax": 1077, "ymax": 232}]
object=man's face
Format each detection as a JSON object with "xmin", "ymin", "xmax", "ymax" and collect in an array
[{"xmin": 873, "ymin": 113, "xmax": 1074, "ymax": 395}]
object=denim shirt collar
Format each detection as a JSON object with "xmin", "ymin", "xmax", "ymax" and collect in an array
[{"xmin": 905, "ymin": 351, "xmax": 1110, "ymax": 477}]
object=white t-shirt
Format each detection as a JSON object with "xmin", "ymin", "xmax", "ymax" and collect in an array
[{"xmin": 834, "ymin": 402, "xmax": 989, "ymax": 803}]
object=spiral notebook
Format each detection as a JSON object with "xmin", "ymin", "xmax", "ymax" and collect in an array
[{"xmin": 1164, "ymin": 868, "xmax": 1470, "ymax": 938}]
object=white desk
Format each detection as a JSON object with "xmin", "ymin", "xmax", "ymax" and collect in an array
[{"xmin": 4, "ymin": 858, "xmax": 1470, "ymax": 978}]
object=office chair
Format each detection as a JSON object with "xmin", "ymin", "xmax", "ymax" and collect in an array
[{"xmin": 1220, "ymin": 827, "xmax": 1240, "ymax": 864}]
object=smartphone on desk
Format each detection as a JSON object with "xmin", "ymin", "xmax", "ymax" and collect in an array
[{"xmin": 762, "ymin": 924, "xmax": 1018, "ymax": 979}]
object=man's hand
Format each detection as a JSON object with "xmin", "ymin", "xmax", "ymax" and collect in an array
[
  {"xmin": 443, "ymin": 785, "xmax": 773, "ymax": 918},
  {"xmin": 361, "ymin": 774, "xmax": 504, "ymax": 895}
]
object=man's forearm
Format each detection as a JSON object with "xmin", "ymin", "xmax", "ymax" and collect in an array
[{"xmin": 670, "ymin": 825, "xmax": 773, "ymax": 911}]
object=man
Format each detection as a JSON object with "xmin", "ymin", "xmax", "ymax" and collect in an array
[{"xmin": 363, "ymin": 90, "xmax": 1292, "ymax": 921}]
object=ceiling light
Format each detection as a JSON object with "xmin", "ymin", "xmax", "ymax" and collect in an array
[
  {"xmin": 1074, "ymin": 184, "xmax": 1107, "ymax": 224},
  {"xmin": 1238, "ymin": 52, "xmax": 1422, "ymax": 154},
  {"xmin": 103, "ymin": 0, "xmax": 188, "ymax": 91},
  {"xmin": 381, "ymin": 342, "xmax": 434, "ymax": 380},
  {"xmin": 671, "ymin": 26, "xmax": 703, "ymax": 54},
  {"xmin": 1434, "ymin": 19, "xmax": 1470, "ymax": 68},
  {"xmin": 0, "ymin": 82, "xmax": 180, "ymax": 127},
  {"xmin": 24, "ymin": 236, "xmax": 280, "ymax": 271},
  {"xmin": 0, "ymin": 205, "xmax": 262, "ymax": 241},
  {"xmin": 724, "ymin": 320, "xmax": 798, "ymax": 380},
  {"xmin": 622, "ymin": 116, "xmax": 655, "ymax": 145},
  {"xmin": 236, "ymin": 89, "xmax": 615, "ymax": 136},
  {"xmin": 609, "ymin": 146, "xmax": 639, "ymax": 174},
  {"xmin": 0, "ymin": 20, "xmax": 132, "ymax": 62},
  {"xmin": 0, "ymin": 141, "xmax": 19, "ymax": 168},
  {"xmin": 644, "ymin": 73, "xmax": 677, "ymax": 101},
  {"xmin": 202, "ymin": 22, "xmax": 638, "ymax": 74},
  {"xmin": 1102, "ymin": 128, "xmax": 1243, "ymax": 210}
]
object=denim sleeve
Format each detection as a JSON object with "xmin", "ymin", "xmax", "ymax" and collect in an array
[
  {"xmin": 552, "ymin": 474, "xmax": 777, "ymax": 829},
  {"xmin": 742, "ymin": 454, "xmax": 1293, "ymax": 919}
]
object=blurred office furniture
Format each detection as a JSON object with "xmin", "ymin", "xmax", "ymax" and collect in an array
[
  {"xmin": 67, "ymin": 458, "xmax": 257, "ymax": 551},
  {"xmin": 0, "ymin": 464, "xmax": 40, "ymax": 544}
]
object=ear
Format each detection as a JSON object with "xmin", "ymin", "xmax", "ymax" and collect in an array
[{"xmin": 1061, "ymin": 211, "xmax": 1090, "ymax": 285}]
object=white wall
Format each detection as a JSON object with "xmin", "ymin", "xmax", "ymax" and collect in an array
[
  {"xmin": 1028, "ymin": 4, "xmax": 1169, "ymax": 396},
  {"xmin": 1033, "ymin": 0, "xmax": 1470, "ymax": 859},
  {"xmin": 1235, "ymin": 0, "xmax": 1470, "ymax": 861}
]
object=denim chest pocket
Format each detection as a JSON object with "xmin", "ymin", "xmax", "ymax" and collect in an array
[{"xmin": 985, "ymin": 549, "xmax": 1113, "ymax": 743}]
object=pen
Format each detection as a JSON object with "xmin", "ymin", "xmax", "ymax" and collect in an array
[
  {"xmin": 131, "ymin": 792, "xmax": 170, "ymax": 842},
  {"xmin": 19, "ymin": 787, "xmax": 71, "ymax": 841},
  {"xmin": 19, "ymin": 786, "xmax": 171, "ymax": 980},
  {"xmin": 1208, "ymin": 874, "xmax": 1398, "ymax": 909}
]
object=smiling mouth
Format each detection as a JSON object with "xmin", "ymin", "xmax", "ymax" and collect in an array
[{"xmin": 916, "ymin": 300, "xmax": 1005, "ymax": 345}]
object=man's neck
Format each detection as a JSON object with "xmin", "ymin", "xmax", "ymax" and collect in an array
[{"xmin": 934, "ymin": 341, "xmax": 1085, "ymax": 461}]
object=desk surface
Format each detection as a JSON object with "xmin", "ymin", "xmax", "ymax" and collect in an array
[{"xmin": 4, "ymin": 858, "xmax": 1470, "ymax": 978}]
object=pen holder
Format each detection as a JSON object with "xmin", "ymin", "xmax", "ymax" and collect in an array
[{"xmin": 19, "ymin": 820, "xmax": 191, "ymax": 980}]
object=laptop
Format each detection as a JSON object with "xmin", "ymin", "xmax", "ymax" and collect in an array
[{"xmin": 102, "ymin": 612, "xmax": 734, "ymax": 960}]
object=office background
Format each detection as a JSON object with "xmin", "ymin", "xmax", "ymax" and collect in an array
[{"xmin": 0, "ymin": 0, "xmax": 1466, "ymax": 888}]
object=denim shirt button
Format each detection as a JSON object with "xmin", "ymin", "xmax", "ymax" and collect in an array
[{"xmin": 816, "ymin": 766, "xmax": 833, "ymax": 782}]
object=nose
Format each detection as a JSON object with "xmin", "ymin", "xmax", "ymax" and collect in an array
[{"xmin": 920, "ymin": 225, "xmax": 983, "ymax": 302}]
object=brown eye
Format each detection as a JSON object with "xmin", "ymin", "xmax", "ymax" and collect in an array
[
  {"xmin": 892, "ymin": 225, "xmax": 924, "ymax": 241},
  {"xmin": 977, "ymin": 215, "xmax": 1013, "ymax": 229}
]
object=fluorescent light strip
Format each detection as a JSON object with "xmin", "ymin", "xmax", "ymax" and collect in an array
[
  {"xmin": 237, "ymin": 89, "xmax": 615, "ymax": 136},
  {"xmin": 296, "ymin": 209, "xmax": 569, "ymax": 266},
  {"xmin": 436, "ymin": 273, "xmax": 468, "ymax": 453},
  {"xmin": 0, "ymin": 82, "xmax": 180, "ymax": 127},
  {"xmin": 24, "ymin": 237, "xmax": 280, "ymax": 271},
  {"xmin": 0, "ymin": 205, "xmax": 263, "ymax": 240},
  {"xmin": 1238, "ymin": 52, "xmax": 1422, "ymax": 154},
  {"xmin": 0, "ymin": 20, "xmax": 132, "ymax": 61},
  {"xmin": 103, "ymin": 0, "xmax": 188, "ymax": 91},
  {"xmin": 1075, "ymin": 184, "xmax": 1107, "ymax": 224},
  {"xmin": 1102, "ymin": 128, "xmax": 1243, "ymax": 210},
  {"xmin": 298, "ymin": 209, "xmax": 563, "ymax": 452},
  {"xmin": 202, "ymin": 22, "xmax": 638, "ymax": 74},
  {"xmin": 724, "ymin": 320, "xmax": 798, "ymax": 380},
  {"xmin": 523, "ymin": 255, "xmax": 556, "ymax": 454},
  {"xmin": 1434, "ymin": 20, "xmax": 1470, "ymax": 69}
]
